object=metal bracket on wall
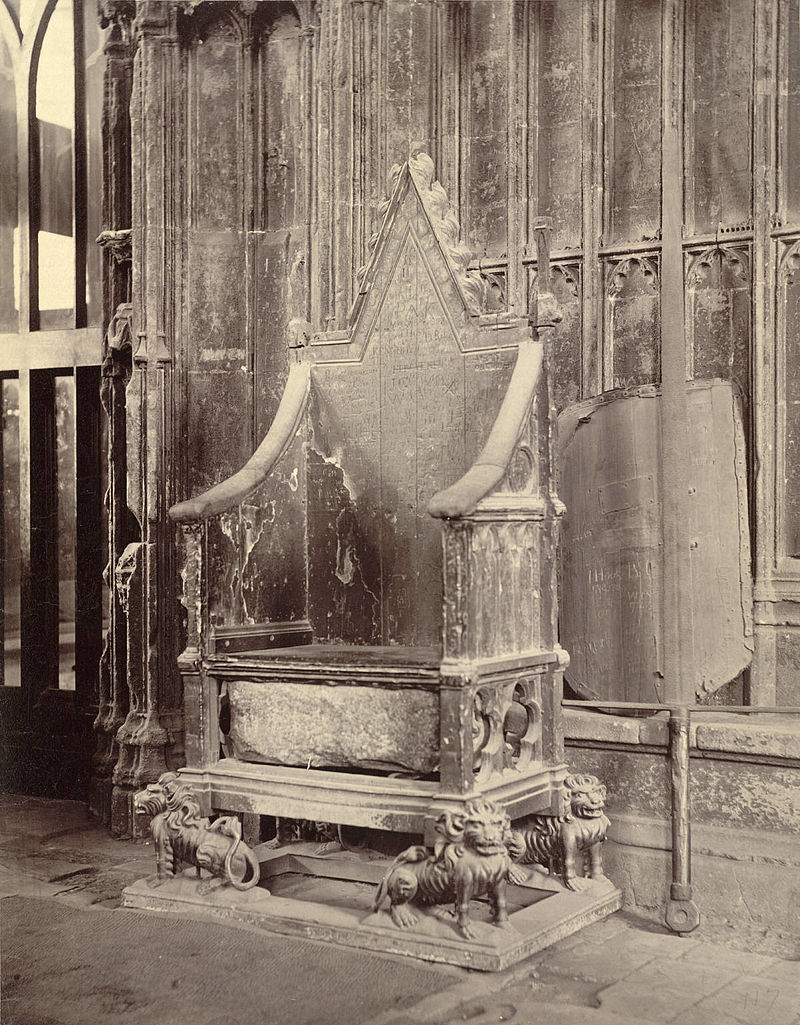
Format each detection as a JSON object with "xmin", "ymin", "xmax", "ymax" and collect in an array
[{"xmin": 664, "ymin": 707, "xmax": 700, "ymax": 934}]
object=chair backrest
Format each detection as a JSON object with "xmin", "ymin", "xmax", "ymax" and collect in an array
[{"xmin": 305, "ymin": 156, "xmax": 520, "ymax": 647}]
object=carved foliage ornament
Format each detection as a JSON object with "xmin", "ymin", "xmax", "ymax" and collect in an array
[
  {"xmin": 96, "ymin": 228, "xmax": 132, "ymax": 264},
  {"xmin": 607, "ymin": 256, "xmax": 659, "ymax": 298},
  {"xmin": 780, "ymin": 238, "xmax": 800, "ymax": 285}
]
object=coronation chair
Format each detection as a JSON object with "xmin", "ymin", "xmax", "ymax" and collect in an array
[{"xmin": 169, "ymin": 154, "xmax": 569, "ymax": 844}]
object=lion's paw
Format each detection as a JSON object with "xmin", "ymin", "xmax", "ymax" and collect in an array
[
  {"xmin": 565, "ymin": 876, "xmax": 591, "ymax": 892},
  {"xmin": 145, "ymin": 873, "xmax": 168, "ymax": 889},
  {"xmin": 314, "ymin": 841, "xmax": 344, "ymax": 857},
  {"xmin": 508, "ymin": 865, "xmax": 528, "ymax": 886},
  {"xmin": 458, "ymin": 921, "xmax": 478, "ymax": 941},
  {"xmin": 196, "ymin": 878, "xmax": 224, "ymax": 896},
  {"xmin": 390, "ymin": 905, "xmax": 419, "ymax": 929}
]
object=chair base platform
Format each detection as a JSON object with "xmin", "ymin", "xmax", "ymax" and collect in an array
[{"xmin": 122, "ymin": 843, "xmax": 622, "ymax": 972}]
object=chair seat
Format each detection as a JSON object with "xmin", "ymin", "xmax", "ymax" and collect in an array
[
  {"xmin": 208, "ymin": 644, "xmax": 443, "ymax": 694},
  {"xmin": 213, "ymin": 643, "xmax": 441, "ymax": 669}
]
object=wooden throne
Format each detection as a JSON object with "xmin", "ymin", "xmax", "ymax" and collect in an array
[{"xmin": 169, "ymin": 153, "xmax": 569, "ymax": 843}]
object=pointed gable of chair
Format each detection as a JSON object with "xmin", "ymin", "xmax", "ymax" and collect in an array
[{"xmin": 348, "ymin": 151, "xmax": 488, "ymax": 355}]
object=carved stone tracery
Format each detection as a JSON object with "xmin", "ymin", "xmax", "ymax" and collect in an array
[{"xmin": 606, "ymin": 255, "xmax": 659, "ymax": 298}]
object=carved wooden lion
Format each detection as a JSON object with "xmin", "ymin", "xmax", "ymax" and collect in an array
[
  {"xmin": 373, "ymin": 798, "xmax": 513, "ymax": 940},
  {"xmin": 134, "ymin": 772, "xmax": 260, "ymax": 892},
  {"xmin": 507, "ymin": 773, "xmax": 610, "ymax": 891}
]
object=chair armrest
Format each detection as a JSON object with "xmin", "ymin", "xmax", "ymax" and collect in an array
[
  {"xmin": 427, "ymin": 338, "xmax": 543, "ymax": 519},
  {"xmin": 169, "ymin": 361, "xmax": 312, "ymax": 523}
]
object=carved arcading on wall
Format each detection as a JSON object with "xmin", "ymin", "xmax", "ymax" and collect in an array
[
  {"xmin": 357, "ymin": 151, "xmax": 491, "ymax": 315},
  {"xmin": 686, "ymin": 245, "xmax": 750, "ymax": 288},
  {"xmin": 529, "ymin": 262, "xmax": 580, "ymax": 301},
  {"xmin": 606, "ymin": 255, "xmax": 659, "ymax": 298},
  {"xmin": 779, "ymin": 237, "xmax": 800, "ymax": 284}
]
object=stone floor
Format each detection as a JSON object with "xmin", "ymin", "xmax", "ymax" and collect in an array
[{"xmin": 1, "ymin": 793, "xmax": 798, "ymax": 1025}]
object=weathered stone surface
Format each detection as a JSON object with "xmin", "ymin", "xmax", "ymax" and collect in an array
[
  {"xmin": 601, "ymin": 832, "xmax": 800, "ymax": 937},
  {"xmin": 563, "ymin": 709, "xmax": 640, "ymax": 746},
  {"xmin": 564, "ymin": 749, "xmax": 671, "ymax": 820},
  {"xmin": 597, "ymin": 959, "xmax": 738, "ymax": 1023},
  {"xmin": 227, "ymin": 678, "xmax": 440, "ymax": 773},
  {"xmin": 695, "ymin": 716, "xmax": 800, "ymax": 760},
  {"xmin": 691, "ymin": 759, "xmax": 800, "ymax": 834},
  {"xmin": 670, "ymin": 974, "xmax": 800, "ymax": 1025},
  {"xmin": 776, "ymin": 628, "xmax": 800, "ymax": 706}
]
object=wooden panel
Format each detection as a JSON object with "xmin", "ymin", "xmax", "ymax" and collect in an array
[
  {"xmin": 245, "ymin": 8, "xmax": 307, "ymax": 629},
  {"xmin": 605, "ymin": 0, "xmax": 661, "ymax": 243},
  {"xmin": 188, "ymin": 12, "xmax": 243, "ymax": 230},
  {"xmin": 186, "ymin": 233, "xmax": 250, "ymax": 496},
  {"xmin": 186, "ymin": 10, "xmax": 250, "ymax": 629},
  {"xmin": 20, "ymin": 370, "xmax": 59, "ymax": 698},
  {"xmin": 0, "ymin": 28, "xmax": 16, "ymax": 333},
  {"xmin": 384, "ymin": 0, "xmax": 437, "ymax": 165},
  {"xmin": 779, "ymin": 241, "xmax": 800, "ymax": 558},
  {"xmin": 258, "ymin": 10, "xmax": 302, "ymax": 233},
  {"xmin": 559, "ymin": 381, "xmax": 752, "ymax": 703},
  {"xmin": 687, "ymin": 246, "xmax": 751, "ymax": 400},
  {"xmin": 605, "ymin": 256, "xmax": 660, "ymax": 390},
  {"xmin": 685, "ymin": 0, "xmax": 754, "ymax": 233},
  {"xmin": 74, "ymin": 364, "xmax": 102, "ymax": 701},
  {"xmin": 310, "ymin": 233, "xmax": 466, "ymax": 645},
  {"xmin": 532, "ymin": 0, "xmax": 583, "ymax": 250},
  {"xmin": 238, "ymin": 453, "xmax": 306, "ymax": 626},
  {"xmin": 463, "ymin": 0, "xmax": 510, "ymax": 258},
  {"xmin": 536, "ymin": 262, "xmax": 581, "ymax": 413},
  {"xmin": 779, "ymin": 0, "xmax": 800, "ymax": 225},
  {"xmin": 1, "ymin": 377, "xmax": 20, "ymax": 687}
]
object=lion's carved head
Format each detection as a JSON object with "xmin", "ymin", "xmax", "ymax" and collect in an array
[
  {"xmin": 436, "ymin": 799, "xmax": 511, "ymax": 858},
  {"xmin": 565, "ymin": 774, "xmax": 607, "ymax": 820},
  {"xmin": 133, "ymin": 772, "xmax": 201, "ymax": 820}
]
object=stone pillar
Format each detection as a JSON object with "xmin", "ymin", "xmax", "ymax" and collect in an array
[
  {"xmin": 92, "ymin": 0, "xmax": 136, "ymax": 826},
  {"xmin": 110, "ymin": 0, "xmax": 187, "ymax": 836}
]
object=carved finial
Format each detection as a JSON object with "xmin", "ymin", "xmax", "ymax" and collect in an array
[{"xmin": 530, "ymin": 219, "xmax": 562, "ymax": 328}]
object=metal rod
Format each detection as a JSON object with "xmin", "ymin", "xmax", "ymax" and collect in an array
[
  {"xmin": 563, "ymin": 699, "xmax": 800, "ymax": 714},
  {"xmin": 664, "ymin": 707, "xmax": 699, "ymax": 933}
]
